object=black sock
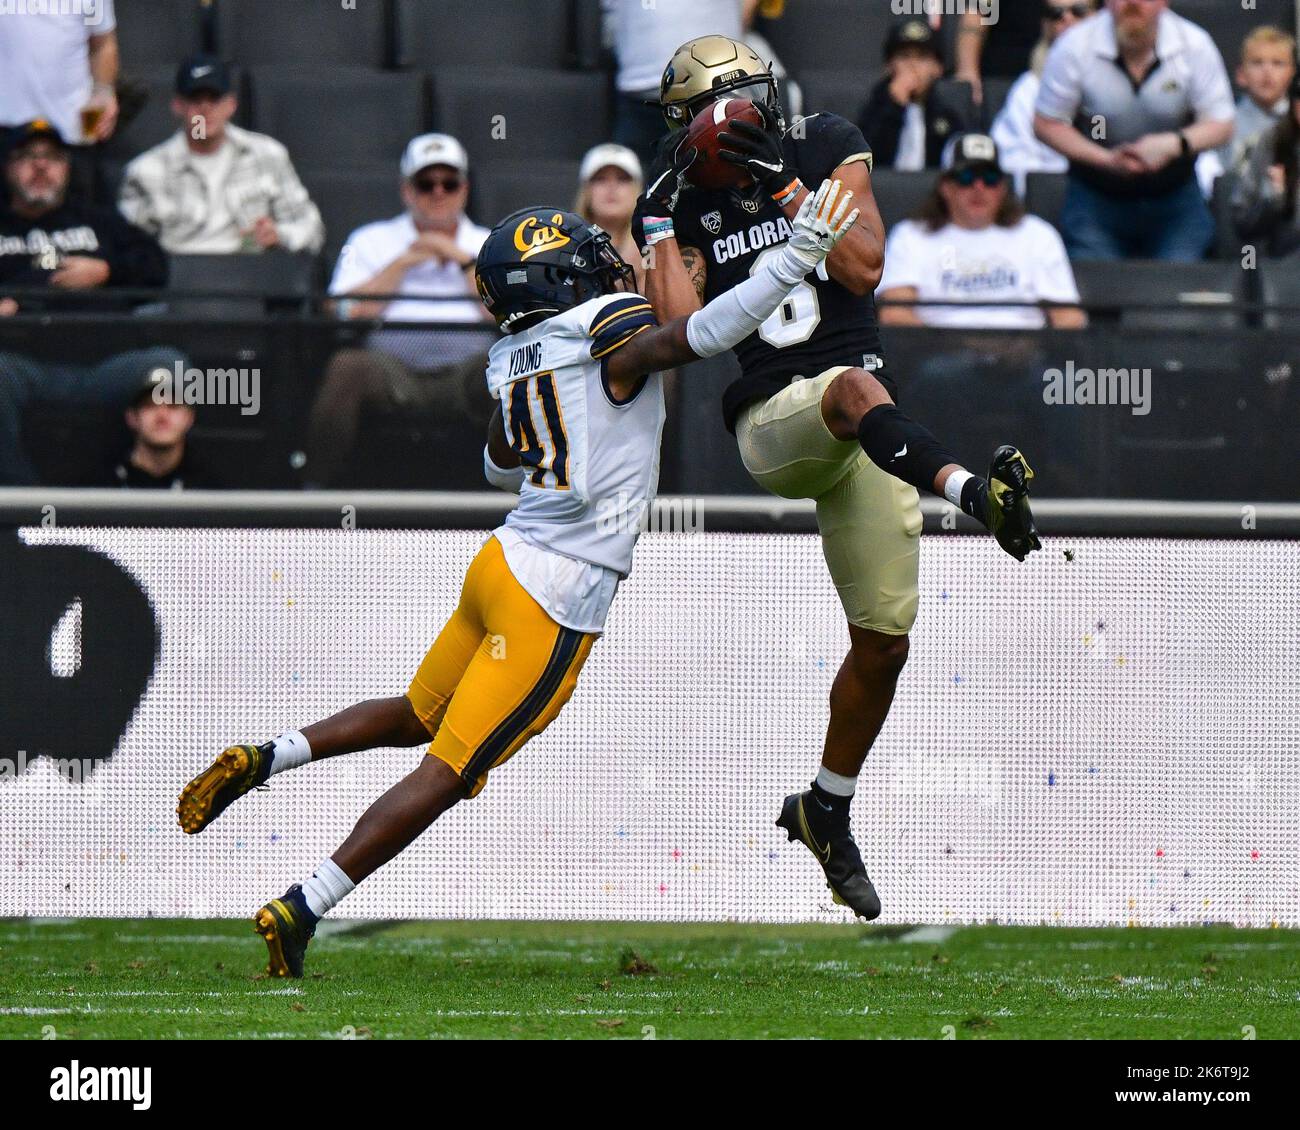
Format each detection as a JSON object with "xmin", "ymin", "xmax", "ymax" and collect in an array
[
  {"xmin": 856, "ymin": 404, "xmax": 960, "ymax": 498},
  {"xmin": 960, "ymin": 476, "xmax": 990, "ymax": 528},
  {"xmin": 810, "ymin": 780, "xmax": 851, "ymax": 818}
]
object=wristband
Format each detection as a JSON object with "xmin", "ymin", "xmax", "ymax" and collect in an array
[
  {"xmin": 642, "ymin": 216, "xmax": 676, "ymax": 246},
  {"xmin": 771, "ymin": 178, "xmax": 803, "ymax": 207},
  {"xmin": 1178, "ymin": 131, "xmax": 1192, "ymax": 159}
]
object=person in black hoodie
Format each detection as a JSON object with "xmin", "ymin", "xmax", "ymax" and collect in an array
[
  {"xmin": 0, "ymin": 120, "xmax": 183, "ymax": 484},
  {"xmin": 857, "ymin": 19, "xmax": 974, "ymax": 171}
]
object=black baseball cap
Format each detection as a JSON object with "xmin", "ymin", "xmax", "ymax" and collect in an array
[
  {"xmin": 885, "ymin": 18, "xmax": 943, "ymax": 62},
  {"xmin": 175, "ymin": 54, "xmax": 232, "ymax": 97},
  {"xmin": 131, "ymin": 365, "xmax": 177, "ymax": 407},
  {"xmin": 5, "ymin": 119, "xmax": 69, "ymax": 160},
  {"xmin": 942, "ymin": 133, "xmax": 1003, "ymax": 176}
]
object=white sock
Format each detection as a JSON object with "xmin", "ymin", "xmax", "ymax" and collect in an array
[
  {"xmin": 301, "ymin": 858, "xmax": 355, "ymax": 918},
  {"xmin": 815, "ymin": 765, "xmax": 857, "ymax": 798},
  {"xmin": 942, "ymin": 468, "xmax": 974, "ymax": 509},
  {"xmin": 269, "ymin": 730, "xmax": 311, "ymax": 776}
]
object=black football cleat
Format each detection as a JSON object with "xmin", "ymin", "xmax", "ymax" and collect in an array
[
  {"xmin": 777, "ymin": 790, "xmax": 882, "ymax": 921},
  {"xmin": 986, "ymin": 445, "xmax": 1041, "ymax": 562},
  {"xmin": 254, "ymin": 885, "xmax": 318, "ymax": 979},
  {"xmin": 177, "ymin": 742, "xmax": 273, "ymax": 834}
]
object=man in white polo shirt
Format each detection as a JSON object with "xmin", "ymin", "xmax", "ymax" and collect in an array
[
  {"xmin": 1033, "ymin": 0, "xmax": 1235, "ymax": 260},
  {"xmin": 305, "ymin": 132, "xmax": 493, "ymax": 486}
]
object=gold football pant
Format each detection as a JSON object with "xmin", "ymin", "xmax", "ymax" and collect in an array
[
  {"xmin": 406, "ymin": 535, "xmax": 596, "ymax": 796},
  {"xmin": 735, "ymin": 366, "xmax": 923, "ymax": 635}
]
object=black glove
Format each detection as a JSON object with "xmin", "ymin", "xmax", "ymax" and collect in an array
[
  {"xmin": 717, "ymin": 103, "xmax": 791, "ymax": 195},
  {"xmin": 645, "ymin": 136, "xmax": 700, "ymax": 214}
]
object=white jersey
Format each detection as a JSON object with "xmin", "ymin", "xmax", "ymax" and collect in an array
[{"xmin": 486, "ymin": 293, "xmax": 664, "ymax": 631}]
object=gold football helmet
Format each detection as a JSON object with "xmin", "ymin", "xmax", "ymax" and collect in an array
[{"xmin": 658, "ymin": 35, "xmax": 783, "ymax": 130}]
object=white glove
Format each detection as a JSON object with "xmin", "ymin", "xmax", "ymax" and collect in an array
[{"xmin": 784, "ymin": 179, "xmax": 859, "ymax": 272}]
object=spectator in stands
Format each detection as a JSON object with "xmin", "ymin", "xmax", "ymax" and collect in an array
[
  {"xmin": 1219, "ymin": 26, "xmax": 1297, "ymax": 173},
  {"xmin": 877, "ymin": 134, "xmax": 1085, "ymax": 329},
  {"xmin": 954, "ymin": 1, "xmax": 1045, "ymax": 106},
  {"xmin": 0, "ymin": 121, "xmax": 181, "ymax": 485},
  {"xmin": 605, "ymin": 0, "xmax": 744, "ymax": 163},
  {"xmin": 991, "ymin": 1, "xmax": 1099, "ymax": 196},
  {"xmin": 0, "ymin": 0, "xmax": 119, "ymax": 156},
  {"xmin": 1033, "ymin": 0, "xmax": 1235, "ymax": 262},
  {"xmin": 876, "ymin": 133, "xmax": 1085, "ymax": 491},
  {"xmin": 573, "ymin": 143, "xmax": 643, "ymax": 283},
  {"xmin": 1231, "ymin": 72, "xmax": 1300, "ymax": 258},
  {"xmin": 303, "ymin": 133, "xmax": 493, "ymax": 488},
  {"xmin": 858, "ymin": 19, "xmax": 973, "ymax": 171},
  {"xmin": 93, "ymin": 365, "xmax": 221, "ymax": 489},
  {"xmin": 117, "ymin": 56, "xmax": 324, "ymax": 255}
]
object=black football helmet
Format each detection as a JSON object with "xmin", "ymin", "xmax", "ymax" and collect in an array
[{"xmin": 475, "ymin": 207, "xmax": 635, "ymax": 333}]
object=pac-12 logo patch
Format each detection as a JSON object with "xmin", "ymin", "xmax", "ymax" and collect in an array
[{"xmin": 701, "ymin": 210, "xmax": 722, "ymax": 235}]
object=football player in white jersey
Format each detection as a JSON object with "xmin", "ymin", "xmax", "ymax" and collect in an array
[{"xmin": 176, "ymin": 180, "xmax": 859, "ymax": 978}]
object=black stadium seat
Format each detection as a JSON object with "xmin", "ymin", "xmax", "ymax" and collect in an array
[
  {"xmin": 1070, "ymin": 261, "xmax": 1246, "ymax": 331},
  {"xmin": 165, "ymin": 253, "xmax": 318, "ymax": 318},
  {"xmin": 1024, "ymin": 172, "xmax": 1068, "ymax": 232},
  {"xmin": 1259, "ymin": 260, "xmax": 1300, "ymax": 332},
  {"xmin": 866, "ymin": 169, "xmax": 933, "ymax": 232},
  {"xmin": 470, "ymin": 160, "xmax": 582, "ymax": 229},
  {"xmin": 396, "ymin": 0, "xmax": 570, "ymax": 69},
  {"xmin": 764, "ymin": 0, "xmax": 900, "ymax": 73},
  {"xmin": 796, "ymin": 69, "xmax": 873, "ymax": 124},
  {"xmin": 1164, "ymin": 0, "xmax": 1297, "ymax": 75},
  {"xmin": 215, "ymin": 0, "xmax": 393, "ymax": 68},
  {"xmin": 431, "ymin": 68, "xmax": 609, "ymax": 168},
  {"xmin": 113, "ymin": 0, "xmax": 207, "ymax": 66},
  {"xmin": 298, "ymin": 168, "xmax": 405, "ymax": 274},
  {"xmin": 979, "ymin": 77, "xmax": 1014, "ymax": 131},
  {"xmin": 247, "ymin": 69, "xmax": 430, "ymax": 171}
]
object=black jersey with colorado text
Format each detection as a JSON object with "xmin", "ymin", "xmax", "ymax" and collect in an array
[{"xmin": 648, "ymin": 113, "xmax": 888, "ymax": 432}]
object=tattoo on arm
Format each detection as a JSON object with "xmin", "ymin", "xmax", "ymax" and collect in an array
[{"xmin": 680, "ymin": 246, "xmax": 707, "ymax": 302}]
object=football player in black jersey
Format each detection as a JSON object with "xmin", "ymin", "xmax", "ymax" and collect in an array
[{"xmin": 637, "ymin": 36, "xmax": 1041, "ymax": 921}]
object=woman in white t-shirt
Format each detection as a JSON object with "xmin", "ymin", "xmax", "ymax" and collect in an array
[{"xmin": 878, "ymin": 133, "xmax": 1085, "ymax": 330}]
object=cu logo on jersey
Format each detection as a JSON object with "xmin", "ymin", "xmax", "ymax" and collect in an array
[{"xmin": 514, "ymin": 213, "xmax": 571, "ymax": 261}]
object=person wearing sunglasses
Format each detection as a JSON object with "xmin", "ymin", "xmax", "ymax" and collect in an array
[
  {"xmin": 878, "ymin": 133, "xmax": 1084, "ymax": 330},
  {"xmin": 306, "ymin": 133, "xmax": 495, "ymax": 487},
  {"xmin": 990, "ymin": 0, "xmax": 1099, "ymax": 196}
]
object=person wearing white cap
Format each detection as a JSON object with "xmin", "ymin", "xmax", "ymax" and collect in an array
[
  {"xmin": 573, "ymin": 143, "xmax": 643, "ymax": 284},
  {"xmin": 305, "ymin": 132, "xmax": 494, "ymax": 487}
]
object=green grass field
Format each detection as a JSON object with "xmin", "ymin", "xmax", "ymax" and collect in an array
[{"xmin": 2, "ymin": 919, "xmax": 1297, "ymax": 1040}]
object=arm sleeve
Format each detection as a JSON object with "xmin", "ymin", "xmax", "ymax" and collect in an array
[
  {"xmin": 684, "ymin": 241, "xmax": 811, "ymax": 358},
  {"xmin": 328, "ymin": 229, "xmax": 378, "ymax": 295},
  {"xmin": 116, "ymin": 157, "xmax": 161, "ymax": 237},
  {"xmin": 1189, "ymin": 33, "xmax": 1236, "ymax": 123},
  {"xmin": 1034, "ymin": 37, "xmax": 1083, "ymax": 125}
]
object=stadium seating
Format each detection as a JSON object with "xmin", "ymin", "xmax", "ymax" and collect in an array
[
  {"xmin": 469, "ymin": 160, "xmax": 583, "ymax": 229},
  {"xmin": 113, "ymin": 0, "xmax": 209, "ymax": 66},
  {"xmin": 430, "ymin": 67, "xmax": 610, "ymax": 168},
  {"xmin": 978, "ymin": 77, "xmax": 1014, "ymax": 131},
  {"xmin": 298, "ymin": 168, "xmax": 405, "ymax": 274},
  {"xmin": 395, "ymin": 0, "xmax": 571, "ymax": 69},
  {"xmin": 1070, "ymin": 260, "xmax": 1246, "ymax": 331},
  {"xmin": 1172, "ymin": 0, "xmax": 1297, "ymax": 72},
  {"xmin": 797, "ymin": 69, "xmax": 872, "ymax": 124},
  {"xmin": 1259, "ymin": 261, "xmax": 1300, "ymax": 332},
  {"xmin": 1024, "ymin": 172, "xmax": 1068, "ymax": 232},
  {"xmin": 247, "ymin": 69, "xmax": 431, "ymax": 171},
  {"xmin": 867, "ymin": 169, "xmax": 932, "ymax": 231},
  {"xmin": 215, "ymin": 0, "xmax": 394, "ymax": 68},
  {"xmin": 763, "ymin": 0, "xmax": 902, "ymax": 72},
  {"xmin": 165, "ymin": 252, "xmax": 318, "ymax": 318}
]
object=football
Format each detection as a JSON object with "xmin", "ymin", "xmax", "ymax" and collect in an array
[{"xmin": 682, "ymin": 97, "xmax": 766, "ymax": 191}]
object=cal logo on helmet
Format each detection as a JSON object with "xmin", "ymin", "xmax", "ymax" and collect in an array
[{"xmin": 514, "ymin": 212, "xmax": 571, "ymax": 261}]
